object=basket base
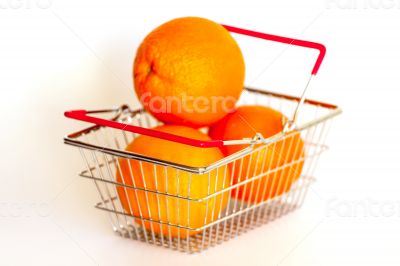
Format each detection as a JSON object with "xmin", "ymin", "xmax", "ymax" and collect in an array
[{"xmin": 113, "ymin": 201, "xmax": 300, "ymax": 253}]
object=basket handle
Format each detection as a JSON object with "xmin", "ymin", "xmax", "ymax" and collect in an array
[
  {"xmin": 64, "ymin": 109, "xmax": 224, "ymax": 148},
  {"xmin": 222, "ymin": 25, "xmax": 326, "ymax": 75},
  {"xmin": 222, "ymin": 24, "xmax": 326, "ymax": 130}
]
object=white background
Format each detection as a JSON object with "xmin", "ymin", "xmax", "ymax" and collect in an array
[{"xmin": 1, "ymin": 0, "xmax": 400, "ymax": 265}]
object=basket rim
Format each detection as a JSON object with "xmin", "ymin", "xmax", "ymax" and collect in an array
[{"xmin": 64, "ymin": 87, "xmax": 342, "ymax": 173}]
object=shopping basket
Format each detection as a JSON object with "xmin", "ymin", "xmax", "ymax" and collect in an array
[{"xmin": 63, "ymin": 25, "xmax": 342, "ymax": 253}]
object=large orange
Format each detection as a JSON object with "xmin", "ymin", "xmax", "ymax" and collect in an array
[
  {"xmin": 209, "ymin": 105, "xmax": 305, "ymax": 203},
  {"xmin": 133, "ymin": 17, "xmax": 245, "ymax": 127},
  {"xmin": 116, "ymin": 125, "xmax": 230, "ymax": 238}
]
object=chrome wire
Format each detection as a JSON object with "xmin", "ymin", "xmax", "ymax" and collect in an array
[{"xmin": 69, "ymin": 88, "xmax": 340, "ymax": 253}]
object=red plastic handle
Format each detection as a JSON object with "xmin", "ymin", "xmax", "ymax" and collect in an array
[
  {"xmin": 222, "ymin": 24, "xmax": 326, "ymax": 75},
  {"xmin": 64, "ymin": 110, "xmax": 224, "ymax": 148}
]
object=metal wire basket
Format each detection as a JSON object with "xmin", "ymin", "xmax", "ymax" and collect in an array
[{"xmin": 63, "ymin": 25, "xmax": 341, "ymax": 253}]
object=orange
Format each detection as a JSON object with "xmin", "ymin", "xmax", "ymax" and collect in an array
[
  {"xmin": 133, "ymin": 17, "xmax": 245, "ymax": 127},
  {"xmin": 116, "ymin": 125, "xmax": 230, "ymax": 238},
  {"xmin": 209, "ymin": 105, "xmax": 305, "ymax": 203}
]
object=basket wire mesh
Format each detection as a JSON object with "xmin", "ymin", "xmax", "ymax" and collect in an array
[{"xmin": 64, "ymin": 87, "xmax": 340, "ymax": 253}]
